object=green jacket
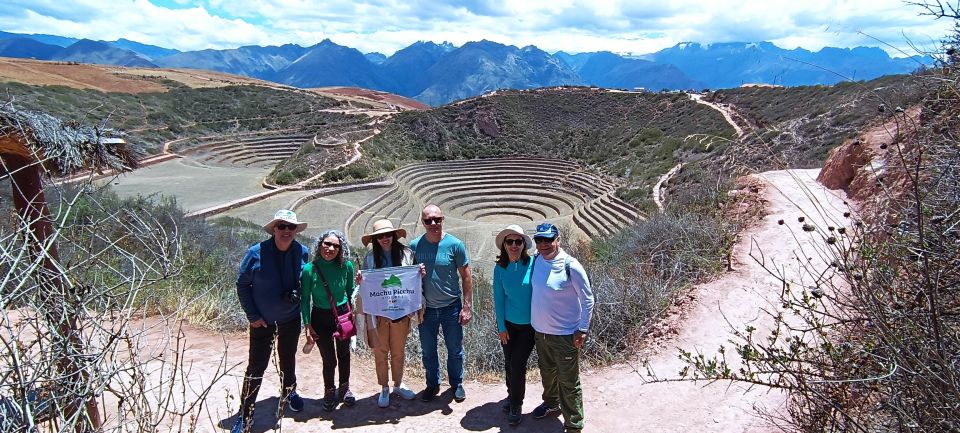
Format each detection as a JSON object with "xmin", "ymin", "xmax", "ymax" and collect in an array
[{"xmin": 300, "ymin": 258, "xmax": 355, "ymax": 325}]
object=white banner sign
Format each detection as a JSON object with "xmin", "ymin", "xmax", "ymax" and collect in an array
[{"xmin": 360, "ymin": 265, "xmax": 422, "ymax": 320}]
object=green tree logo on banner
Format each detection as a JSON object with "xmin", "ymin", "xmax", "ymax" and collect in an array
[{"xmin": 381, "ymin": 275, "xmax": 402, "ymax": 288}]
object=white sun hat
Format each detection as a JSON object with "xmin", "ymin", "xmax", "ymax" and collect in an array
[
  {"xmin": 494, "ymin": 224, "xmax": 532, "ymax": 250},
  {"xmin": 262, "ymin": 209, "xmax": 308, "ymax": 234}
]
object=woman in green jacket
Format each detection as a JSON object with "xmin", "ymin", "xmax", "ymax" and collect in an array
[{"xmin": 301, "ymin": 229, "xmax": 355, "ymax": 412}]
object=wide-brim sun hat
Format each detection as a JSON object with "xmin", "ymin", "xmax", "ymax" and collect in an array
[
  {"xmin": 362, "ymin": 219, "xmax": 408, "ymax": 245},
  {"xmin": 495, "ymin": 224, "xmax": 533, "ymax": 250},
  {"xmin": 263, "ymin": 209, "xmax": 308, "ymax": 234}
]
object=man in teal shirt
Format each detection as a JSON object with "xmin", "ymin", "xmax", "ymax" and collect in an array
[{"xmin": 410, "ymin": 204, "xmax": 473, "ymax": 403}]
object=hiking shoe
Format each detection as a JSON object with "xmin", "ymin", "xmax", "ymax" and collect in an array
[
  {"xmin": 378, "ymin": 387, "xmax": 390, "ymax": 408},
  {"xmin": 338, "ymin": 386, "xmax": 356, "ymax": 407},
  {"xmin": 287, "ymin": 391, "xmax": 304, "ymax": 412},
  {"xmin": 322, "ymin": 388, "xmax": 336, "ymax": 412},
  {"xmin": 532, "ymin": 403, "xmax": 560, "ymax": 419},
  {"xmin": 395, "ymin": 383, "xmax": 417, "ymax": 400},
  {"xmin": 508, "ymin": 406, "xmax": 523, "ymax": 426},
  {"xmin": 453, "ymin": 383, "xmax": 466, "ymax": 402},
  {"xmin": 420, "ymin": 386, "xmax": 440, "ymax": 402},
  {"xmin": 230, "ymin": 417, "xmax": 248, "ymax": 433}
]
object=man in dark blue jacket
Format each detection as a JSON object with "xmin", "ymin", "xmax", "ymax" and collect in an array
[{"xmin": 232, "ymin": 209, "xmax": 310, "ymax": 433}]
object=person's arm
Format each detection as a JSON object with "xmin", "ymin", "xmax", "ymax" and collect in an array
[
  {"xmin": 459, "ymin": 263, "xmax": 473, "ymax": 325},
  {"xmin": 346, "ymin": 261, "xmax": 356, "ymax": 304},
  {"xmin": 236, "ymin": 247, "xmax": 266, "ymax": 328},
  {"xmin": 455, "ymin": 240, "xmax": 472, "ymax": 325},
  {"xmin": 569, "ymin": 258, "xmax": 594, "ymax": 348},
  {"xmin": 300, "ymin": 263, "xmax": 318, "ymax": 339},
  {"xmin": 492, "ymin": 266, "xmax": 509, "ymax": 344}
]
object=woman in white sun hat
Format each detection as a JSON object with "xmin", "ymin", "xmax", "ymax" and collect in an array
[
  {"xmin": 492, "ymin": 224, "xmax": 535, "ymax": 426},
  {"xmin": 232, "ymin": 209, "xmax": 309, "ymax": 433},
  {"xmin": 356, "ymin": 219, "xmax": 423, "ymax": 408}
]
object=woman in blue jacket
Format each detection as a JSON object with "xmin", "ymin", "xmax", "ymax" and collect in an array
[{"xmin": 492, "ymin": 224, "xmax": 535, "ymax": 426}]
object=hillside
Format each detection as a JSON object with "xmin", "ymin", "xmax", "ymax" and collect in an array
[
  {"xmin": 0, "ymin": 61, "xmax": 355, "ymax": 154},
  {"xmin": 703, "ymin": 73, "xmax": 926, "ymax": 170},
  {"xmin": 349, "ymin": 87, "xmax": 733, "ymax": 208}
]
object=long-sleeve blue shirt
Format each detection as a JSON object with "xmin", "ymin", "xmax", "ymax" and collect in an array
[
  {"xmin": 236, "ymin": 238, "xmax": 309, "ymax": 324},
  {"xmin": 493, "ymin": 258, "xmax": 533, "ymax": 332}
]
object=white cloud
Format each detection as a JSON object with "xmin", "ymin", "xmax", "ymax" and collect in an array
[{"xmin": 0, "ymin": 0, "xmax": 952, "ymax": 56}]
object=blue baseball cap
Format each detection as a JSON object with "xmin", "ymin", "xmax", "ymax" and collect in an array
[{"xmin": 533, "ymin": 222, "xmax": 559, "ymax": 239}]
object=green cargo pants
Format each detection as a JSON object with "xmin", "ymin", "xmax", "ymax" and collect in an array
[{"xmin": 535, "ymin": 332, "xmax": 584, "ymax": 431}]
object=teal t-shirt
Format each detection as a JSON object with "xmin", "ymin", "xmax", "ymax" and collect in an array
[{"xmin": 411, "ymin": 233, "xmax": 469, "ymax": 308}]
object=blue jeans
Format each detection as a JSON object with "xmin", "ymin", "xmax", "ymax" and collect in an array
[{"xmin": 418, "ymin": 299, "xmax": 464, "ymax": 388}]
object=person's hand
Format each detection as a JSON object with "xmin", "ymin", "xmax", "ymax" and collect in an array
[
  {"xmin": 249, "ymin": 318, "xmax": 267, "ymax": 328},
  {"xmin": 573, "ymin": 330, "xmax": 588, "ymax": 349},
  {"xmin": 418, "ymin": 264, "xmax": 426, "ymax": 277},
  {"xmin": 498, "ymin": 331, "xmax": 509, "ymax": 345},
  {"xmin": 459, "ymin": 307, "xmax": 472, "ymax": 326},
  {"xmin": 355, "ymin": 270, "xmax": 363, "ymax": 285},
  {"xmin": 307, "ymin": 326, "xmax": 320, "ymax": 341}
]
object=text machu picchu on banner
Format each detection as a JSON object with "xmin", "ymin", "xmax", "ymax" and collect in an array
[{"xmin": 359, "ymin": 265, "xmax": 422, "ymax": 320}]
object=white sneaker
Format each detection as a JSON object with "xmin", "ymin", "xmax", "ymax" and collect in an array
[
  {"xmin": 394, "ymin": 383, "xmax": 417, "ymax": 400},
  {"xmin": 378, "ymin": 387, "xmax": 390, "ymax": 408}
]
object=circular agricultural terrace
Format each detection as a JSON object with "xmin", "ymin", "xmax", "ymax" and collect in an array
[{"xmin": 305, "ymin": 157, "xmax": 644, "ymax": 270}]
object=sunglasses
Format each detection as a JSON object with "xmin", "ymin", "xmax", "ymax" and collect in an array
[
  {"xmin": 503, "ymin": 238, "xmax": 525, "ymax": 247},
  {"xmin": 275, "ymin": 222, "xmax": 298, "ymax": 231},
  {"xmin": 533, "ymin": 237, "xmax": 555, "ymax": 244},
  {"xmin": 375, "ymin": 232, "xmax": 394, "ymax": 240},
  {"xmin": 422, "ymin": 217, "xmax": 444, "ymax": 226},
  {"xmin": 321, "ymin": 241, "xmax": 341, "ymax": 249}
]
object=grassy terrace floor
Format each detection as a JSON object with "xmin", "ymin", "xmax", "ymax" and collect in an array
[{"xmin": 101, "ymin": 157, "xmax": 271, "ymax": 212}]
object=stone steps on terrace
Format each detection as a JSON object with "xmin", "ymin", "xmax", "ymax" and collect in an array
[
  {"xmin": 180, "ymin": 134, "xmax": 313, "ymax": 155},
  {"xmin": 395, "ymin": 161, "xmax": 579, "ymax": 185},
  {"xmin": 470, "ymin": 208, "xmax": 546, "ymax": 222},
  {"xmin": 344, "ymin": 185, "xmax": 402, "ymax": 243},
  {"xmin": 417, "ymin": 179, "xmax": 587, "ymax": 208},
  {"xmin": 455, "ymin": 197, "xmax": 556, "ymax": 221},
  {"xmin": 214, "ymin": 144, "xmax": 303, "ymax": 164},
  {"xmin": 350, "ymin": 193, "xmax": 418, "ymax": 246},
  {"xmin": 599, "ymin": 194, "xmax": 643, "ymax": 223},
  {"xmin": 433, "ymin": 189, "xmax": 572, "ymax": 218},
  {"xmin": 238, "ymin": 154, "xmax": 290, "ymax": 165},
  {"xmin": 574, "ymin": 202, "xmax": 612, "ymax": 238},
  {"xmin": 392, "ymin": 159, "xmax": 579, "ymax": 182},
  {"xmin": 415, "ymin": 177, "xmax": 606, "ymax": 206},
  {"xmin": 397, "ymin": 163, "xmax": 614, "ymax": 199},
  {"xmin": 394, "ymin": 160, "xmax": 618, "ymax": 192},
  {"xmin": 360, "ymin": 184, "xmax": 402, "ymax": 219},
  {"xmin": 587, "ymin": 194, "xmax": 631, "ymax": 228}
]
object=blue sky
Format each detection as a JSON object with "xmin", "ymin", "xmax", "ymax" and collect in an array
[{"xmin": 0, "ymin": 0, "xmax": 952, "ymax": 56}]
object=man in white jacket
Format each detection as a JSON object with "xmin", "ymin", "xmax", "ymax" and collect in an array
[{"xmin": 528, "ymin": 222, "xmax": 594, "ymax": 433}]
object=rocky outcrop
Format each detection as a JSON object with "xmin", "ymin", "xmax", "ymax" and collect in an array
[{"xmin": 817, "ymin": 107, "xmax": 921, "ymax": 201}]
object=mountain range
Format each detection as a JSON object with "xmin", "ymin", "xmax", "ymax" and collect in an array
[{"xmin": 0, "ymin": 31, "xmax": 930, "ymax": 106}]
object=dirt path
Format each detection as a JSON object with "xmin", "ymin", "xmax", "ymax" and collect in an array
[
  {"xmin": 651, "ymin": 94, "xmax": 749, "ymax": 212},
  {"xmin": 134, "ymin": 168, "xmax": 849, "ymax": 433},
  {"xmin": 652, "ymin": 162, "xmax": 682, "ymax": 213},
  {"xmin": 689, "ymin": 93, "xmax": 745, "ymax": 137}
]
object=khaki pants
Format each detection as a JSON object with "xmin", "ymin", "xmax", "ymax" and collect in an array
[{"xmin": 374, "ymin": 315, "xmax": 411, "ymax": 387}]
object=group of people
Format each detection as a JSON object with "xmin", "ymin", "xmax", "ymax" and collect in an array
[{"xmin": 232, "ymin": 204, "xmax": 594, "ymax": 433}]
